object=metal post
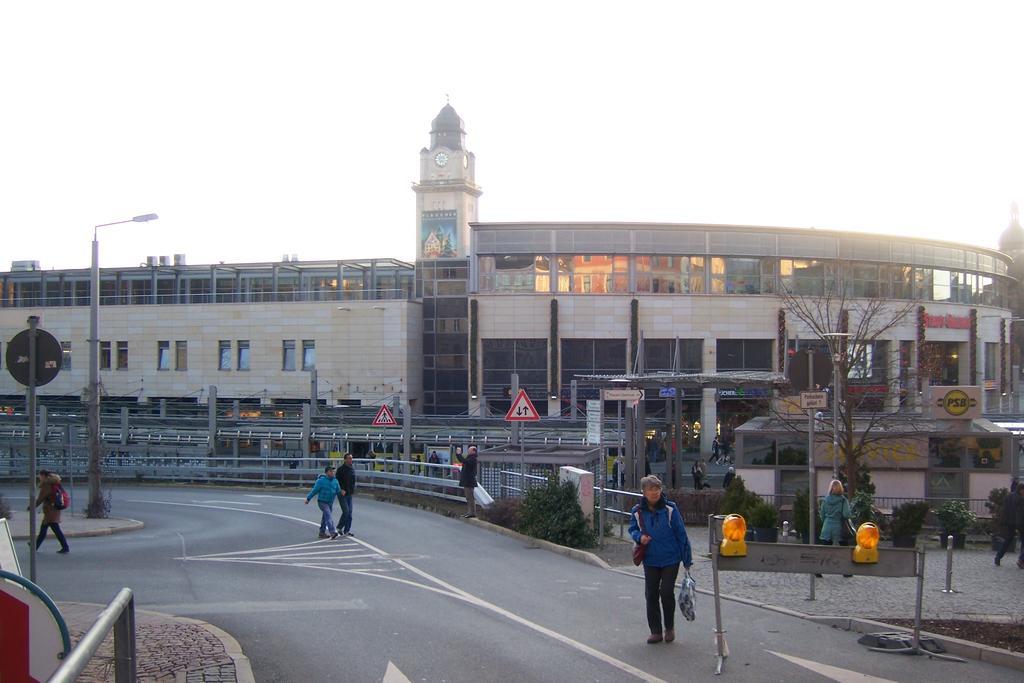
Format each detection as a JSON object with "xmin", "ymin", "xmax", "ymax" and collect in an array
[
  {"xmin": 832, "ymin": 356, "xmax": 840, "ymax": 479},
  {"xmin": 570, "ymin": 379, "xmax": 578, "ymax": 420},
  {"xmin": 512, "ymin": 373, "xmax": 522, "ymax": 494},
  {"xmin": 941, "ymin": 535, "xmax": 956, "ymax": 593},
  {"xmin": 913, "ymin": 551, "xmax": 925, "ymax": 652},
  {"xmin": 709, "ymin": 514, "xmax": 728, "ymax": 675},
  {"xmin": 113, "ymin": 592, "xmax": 137, "ymax": 682},
  {"xmin": 617, "ymin": 400, "xmax": 623, "ymax": 489},
  {"xmin": 87, "ymin": 232, "xmax": 102, "ymax": 516},
  {"xmin": 28, "ymin": 315, "xmax": 39, "ymax": 582},
  {"xmin": 806, "ymin": 348, "xmax": 815, "ymax": 601},
  {"xmin": 782, "ymin": 520, "xmax": 789, "ymax": 540}
]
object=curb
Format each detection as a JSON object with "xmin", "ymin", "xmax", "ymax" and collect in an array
[
  {"xmin": 11, "ymin": 517, "xmax": 145, "ymax": 540},
  {"xmin": 174, "ymin": 615, "xmax": 257, "ymax": 683},
  {"xmin": 465, "ymin": 517, "xmax": 612, "ymax": 570}
]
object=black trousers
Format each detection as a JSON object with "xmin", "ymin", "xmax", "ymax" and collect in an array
[
  {"xmin": 995, "ymin": 527, "xmax": 1023, "ymax": 563},
  {"xmin": 643, "ymin": 562, "xmax": 679, "ymax": 634},
  {"xmin": 37, "ymin": 522, "xmax": 69, "ymax": 551}
]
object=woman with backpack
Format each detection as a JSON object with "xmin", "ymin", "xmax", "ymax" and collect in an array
[{"xmin": 33, "ymin": 469, "xmax": 70, "ymax": 553}]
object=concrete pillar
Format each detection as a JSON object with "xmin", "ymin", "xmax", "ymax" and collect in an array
[
  {"xmin": 886, "ymin": 341, "xmax": 900, "ymax": 412},
  {"xmin": 208, "ymin": 385, "xmax": 217, "ymax": 456},
  {"xmin": 700, "ymin": 388, "xmax": 717, "ymax": 457}
]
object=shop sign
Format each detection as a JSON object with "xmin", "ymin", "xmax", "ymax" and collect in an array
[
  {"xmin": 718, "ymin": 387, "xmax": 771, "ymax": 400},
  {"xmin": 659, "ymin": 387, "xmax": 680, "ymax": 398},
  {"xmin": 924, "ymin": 313, "xmax": 971, "ymax": 330},
  {"xmin": 926, "ymin": 385, "xmax": 981, "ymax": 420}
]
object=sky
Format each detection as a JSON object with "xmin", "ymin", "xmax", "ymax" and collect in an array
[{"xmin": 2, "ymin": 1, "xmax": 1023, "ymax": 271}]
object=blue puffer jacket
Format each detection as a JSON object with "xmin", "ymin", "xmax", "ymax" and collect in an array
[
  {"xmin": 307, "ymin": 474, "xmax": 340, "ymax": 504},
  {"xmin": 629, "ymin": 496, "xmax": 693, "ymax": 568}
]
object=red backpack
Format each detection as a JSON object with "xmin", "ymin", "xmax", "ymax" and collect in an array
[{"xmin": 52, "ymin": 483, "xmax": 69, "ymax": 510}]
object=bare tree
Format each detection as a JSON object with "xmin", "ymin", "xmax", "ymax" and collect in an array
[{"xmin": 779, "ymin": 283, "xmax": 918, "ymax": 498}]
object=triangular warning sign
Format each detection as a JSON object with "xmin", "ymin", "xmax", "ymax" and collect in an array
[
  {"xmin": 372, "ymin": 404, "xmax": 398, "ymax": 427},
  {"xmin": 505, "ymin": 389, "xmax": 540, "ymax": 422}
]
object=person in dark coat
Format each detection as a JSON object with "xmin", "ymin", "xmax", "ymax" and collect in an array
[
  {"xmin": 456, "ymin": 445, "xmax": 478, "ymax": 518},
  {"xmin": 336, "ymin": 454, "xmax": 356, "ymax": 536},
  {"xmin": 994, "ymin": 484, "xmax": 1024, "ymax": 567},
  {"xmin": 628, "ymin": 475, "xmax": 693, "ymax": 644},
  {"xmin": 33, "ymin": 470, "xmax": 70, "ymax": 553},
  {"xmin": 691, "ymin": 459, "xmax": 705, "ymax": 490},
  {"xmin": 721, "ymin": 466, "xmax": 735, "ymax": 489}
]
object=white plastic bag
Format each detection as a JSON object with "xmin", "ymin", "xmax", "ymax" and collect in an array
[{"xmin": 679, "ymin": 570, "xmax": 696, "ymax": 622}]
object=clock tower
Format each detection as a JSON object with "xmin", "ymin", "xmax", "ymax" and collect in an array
[{"xmin": 413, "ymin": 103, "xmax": 482, "ymax": 259}]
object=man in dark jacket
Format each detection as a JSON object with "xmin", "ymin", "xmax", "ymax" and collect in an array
[
  {"xmin": 337, "ymin": 454, "xmax": 356, "ymax": 536},
  {"xmin": 722, "ymin": 466, "xmax": 736, "ymax": 489},
  {"xmin": 994, "ymin": 484, "xmax": 1024, "ymax": 567},
  {"xmin": 457, "ymin": 445, "xmax": 478, "ymax": 518}
]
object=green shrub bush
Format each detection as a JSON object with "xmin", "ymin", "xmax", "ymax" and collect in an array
[
  {"xmin": 481, "ymin": 497, "xmax": 522, "ymax": 530},
  {"xmin": 890, "ymin": 501, "xmax": 930, "ymax": 538},
  {"xmin": 518, "ymin": 477, "xmax": 596, "ymax": 548},
  {"xmin": 718, "ymin": 475, "xmax": 761, "ymax": 520},
  {"xmin": 748, "ymin": 500, "xmax": 779, "ymax": 529}
]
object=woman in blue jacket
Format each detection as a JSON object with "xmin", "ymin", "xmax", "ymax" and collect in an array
[{"xmin": 629, "ymin": 475, "xmax": 693, "ymax": 644}]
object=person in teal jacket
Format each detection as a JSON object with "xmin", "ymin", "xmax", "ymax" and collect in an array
[
  {"xmin": 305, "ymin": 466, "xmax": 341, "ymax": 539},
  {"xmin": 818, "ymin": 478, "xmax": 852, "ymax": 545}
]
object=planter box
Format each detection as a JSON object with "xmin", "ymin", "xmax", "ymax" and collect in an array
[{"xmin": 892, "ymin": 534, "xmax": 917, "ymax": 548}]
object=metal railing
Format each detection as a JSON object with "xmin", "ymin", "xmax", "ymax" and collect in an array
[{"xmin": 50, "ymin": 587, "xmax": 136, "ymax": 683}]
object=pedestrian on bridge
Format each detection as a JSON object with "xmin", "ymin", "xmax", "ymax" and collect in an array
[
  {"xmin": 337, "ymin": 453, "xmax": 356, "ymax": 536},
  {"xmin": 457, "ymin": 445, "xmax": 478, "ymax": 518},
  {"xmin": 629, "ymin": 475, "xmax": 693, "ymax": 645},
  {"xmin": 305, "ymin": 466, "xmax": 340, "ymax": 539}
]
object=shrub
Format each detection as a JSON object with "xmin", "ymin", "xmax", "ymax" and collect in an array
[
  {"xmin": 518, "ymin": 477, "xmax": 596, "ymax": 548},
  {"xmin": 986, "ymin": 488, "xmax": 1009, "ymax": 524},
  {"xmin": 934, "ymin": 500, "xmax": 976, "ymax": 534},
  {"xmin": 0, "ymin": 493, "xmax": 11, "ymax": 521},
  {"xmin": 748, "ymin": 500, "xmax": 779, "ymax": 529},
  {"xmin": 718, "ymin": 475, "xmax": 761, "ymax": 520},
  {"xmin": 481, "ymin": 497, "xmax": 522, "ymax": 530},
  {"xmin": 850, "ymin": 489, "xmax": 876, "ymax": 526},
  {"xmin": 791, "ymin": 488, "xmax": 821, "ymax": 538},
  {"xmin": 890, "ymin": 501, "xmax": 930, "ymax": 538}
]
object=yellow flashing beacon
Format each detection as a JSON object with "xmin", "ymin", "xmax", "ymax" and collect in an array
[
  {"xmin": 852, "ymin": 522, "xmax": 880, "ymax": 563},
  {"xmin": 720, "ymin": 514, "xmax": 747, "ymax": 557}
]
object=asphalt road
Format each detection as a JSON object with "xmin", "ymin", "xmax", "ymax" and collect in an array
[{"xmin": 6, "ymin": 485, "xmax": 1019, "ymax": 682}]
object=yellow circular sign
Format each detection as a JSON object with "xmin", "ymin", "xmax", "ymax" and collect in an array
[{"xmin": 941, "ymin": 389, "xmax": 972, "ymax": 416}]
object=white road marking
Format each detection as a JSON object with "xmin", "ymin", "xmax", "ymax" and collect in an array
[
  {"xmin": 131, "ymin": 498, "xmax": 669, "ymax": 683},
  {"xmin": 143, "ymin": 598, "xmax": 369, "ymax": 615},
  {"xmin": 192, "ymin": 500, "xmax": 261, "ymax": 506},
  {"xmin": 767, "ymin": 651, "xmax": 899, "ymax": 683},
  {"xmin": 383, "ymin": 662, "xmax": 412, "ymax": 683}
]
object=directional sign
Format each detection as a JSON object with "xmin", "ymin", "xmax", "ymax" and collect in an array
[
  {"xmin": 799, "ymin": 391, "xmax": 828, "ymax": 410},
  {"xmin": 602, "ymin": 388, "xmax": 644, "ymax": 402},
  {"xmin": 586, "ymin": 400, "xmax": 602, "ymax": 444},
  {"xmin": 5, "ymin": 328, "xmax": 62, "ymax": 387},
  {"xmin": 0, "ymin": 575, "xmax": 66, "ymax": 683},
  {"xmin": 505, "ymin": 389, "xmax": 540, "ymax": 421},
  {"xmin": 371, "ymin": 404, "xmax": 398, "ymax": 427},
  {"xmin": 659, "ymin": 387, "xmax": 679, "ymax": 398}
]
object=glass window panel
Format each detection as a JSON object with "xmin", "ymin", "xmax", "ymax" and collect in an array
[
  {"xmin": 219, "ymin": 341, "xmax": 231, "ymax": 370},
  {"xmin": 237, "ymin": 340, "xmax": 250, "ymax": 371},
  {"xmin": 175, "ymin": 341, "xmax": 188, "ymax": 371},
  {"xmin": 743, "ymin": 437, "xmax": 775, "ymax": 465},
  {"xmin": 116, "ymin": 341, "xmax": 128, "ymax": 369},
  {"xmin": 158, "ymin": 341, "xmax": 170, "ymax": 371},
  {"xmin": 60, "ymin": 341, "xmax": 72, "ymax": 370},
  {"xmin": 302, "ymin": 340, "xmax": 315, "ymax": 370},
  {"xmin": 282, "ymin": 340, "xmax": 295, "ymax": 371},
  {"xmin": 777, "ymin": 439, "xmax": 808, "ymax": 466},
  {"xmin": 928, "ymin": 471, "xmax": 964, "ymax": 498},
  {"xmin": 932, "ymin": 269, "xmax": 951, "ymax": 302},
  {"xmin": 100, "ymin": 341, "xmax": 111, "ymax": 370}
]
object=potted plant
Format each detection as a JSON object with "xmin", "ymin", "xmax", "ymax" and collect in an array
[
  {"xmin": 935, "ymin": 500, "xmax": 976, "ymax": 549},
  {"xmin": 986, "ymin": 488, "xmax": 1014, "ymax": 552},
  {"xmin": 889, "ymin": 501, "xmax": 930, "ymax": 548},
  {"xmin": 748, "ymin": 500, "xmax": 779, "ymax": 543},
  {"xmin": 791, "ymin": 488, "xmax": 821, "ymax": 543}
]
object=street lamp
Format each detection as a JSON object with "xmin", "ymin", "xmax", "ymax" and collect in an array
[
  {"xmin": 87, "ymin": 213, "xmax": 158, "ymax": 516},
  {"xmin": 822, "ymin": 332, "xmax": 852, "ymax": 479}
]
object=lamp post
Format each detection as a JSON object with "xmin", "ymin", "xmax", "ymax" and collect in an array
[
  {"xmin": 87, "ymin": 213, "xmax": 158, "ymax": 517},
  {"xmin": 822, "ymin": 332, "xmax": 851, "ymax": 480}
]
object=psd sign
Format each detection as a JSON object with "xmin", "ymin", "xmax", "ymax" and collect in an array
[{"xmin": 926, "ymin": 386, "xmax": 981, "ymax": 420}]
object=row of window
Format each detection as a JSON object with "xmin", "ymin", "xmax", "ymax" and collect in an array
[
  {"xmin": 91, "ymin": 339, "xmax": 316, "ymax": 372},
  {"xmin": 477, "ymin": 255, "xmax": 1007, "ymax": 306}
]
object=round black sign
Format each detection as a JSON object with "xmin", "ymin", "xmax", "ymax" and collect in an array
[{"xmin": 6, "ymin": 328, "xmax": 63, "ymax": 386}]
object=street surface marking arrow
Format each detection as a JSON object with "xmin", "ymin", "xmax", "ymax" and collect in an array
[
  {"xmin": 383, "ymin": 662, "xmax": 412, "ymax": 683},
  {"xmin": 767, "ymin": 651, "xmax": 898, "ymax": 683}
]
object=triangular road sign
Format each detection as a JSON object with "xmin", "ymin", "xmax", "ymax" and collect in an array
[
  {"xmin": 505, "ymin": 389, "xmax": 540, "ymax": 422},
  {"xmin": 371, "ymin": 404, "xmax": 398, "ymax": 427}
]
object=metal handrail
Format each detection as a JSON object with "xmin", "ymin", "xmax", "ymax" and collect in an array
[{"xmin": 49, "ymin": 587, "xmax": 136, "ymax": 683}]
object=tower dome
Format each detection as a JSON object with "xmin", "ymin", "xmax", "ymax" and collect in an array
[
  {"xmin": 999, "ymin": 202, "xmax": 1024, "ymax": 253},
  {"xmin": 430, "ymin": 103, "xmax": 465, "ymax": 150}
]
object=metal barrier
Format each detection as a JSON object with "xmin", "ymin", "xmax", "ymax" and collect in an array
[{"xmin": 49, "ymin": 587, "xmax": 136, "ymax": 683}]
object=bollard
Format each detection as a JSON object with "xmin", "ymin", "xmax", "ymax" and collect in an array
[
  {"xmin": 941, "ymin": 534, "xmax": 958, "ymax": 594},
  {"xmin": 782, "ymin": 521, "xmax": 790, "ymax": 541}
]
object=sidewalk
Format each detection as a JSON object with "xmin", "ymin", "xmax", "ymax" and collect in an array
[
  {"xmin": 7, "ymin": 513, "xmax": 144, "ymax": 540},
  {"xmin": 59, "ymin": 602, "xmax": 255, "ymax": 683}
]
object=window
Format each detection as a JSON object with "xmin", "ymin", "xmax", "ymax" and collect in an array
[
  {"xmin": 716, "ymin": 339, "xmax": 772, "ymax": 371},
  {"xmin": 175, "ymin": 341, "xmax": 188, "ymax": 371},
  {"xmin": 985, "ymin": 342, "xmax": 997, "ymax": 381},
  {"xmin": 116, "ymin": 341, "xmax": 128, "ymax": 370},
  {"xmin": 560, "ymin": 339, "xmax": 627, "ymax": 388},
  {"xmin": 482, "ymin": 338, "xmax": 547, "ymax": 399},
  {"xmin": 643, "ymin": 339, "xmax": 702, "ymax": 372},
  {"xmin": 478, "ymin": 255, "xmax": 550, "ymax": 292},
  {"xmin": 556, "ymin": 255, "xmax": 629, "ymax": 293},
  {"xmin": 302, "ymin": 340, "xmax": 315, "ymax": 370},
  {"xmin": 283, "ymin": 340, "xmax": 296, "ymax": 371},
  {"xmin": 99, "ymin": 341, "xmax": 111, "ymax": 370},
  {"xmin": 635, "ymin": 256, "xmax": 705, "ymax": 293},
  {"xmin": 157, "ymin": 341, "xmax": 170, "ymax": 370},
  {"xmin": 779, "ymin": 259, "xmax": 831, "ymax": 296},
  {"xmin": 710, "ymin": 258, "xmax": 766, "ymax": 294},
  {"xmin": 219, "ymin": 341, "xmax": 232, "ymax": 371},
  {"xmin": 60, "ymin": 342, "xmax": 71, "ymax": 370},
  {"xmin": 237, "ymin": 340, "xmax": 250, "ymax": 371}
]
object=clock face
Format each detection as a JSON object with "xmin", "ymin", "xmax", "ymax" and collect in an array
[{"xmin": 434, "ymin": 152, "xmax": 449, "ymax": 167}]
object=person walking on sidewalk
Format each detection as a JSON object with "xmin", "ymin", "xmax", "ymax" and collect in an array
[
  {"xmin": 456, "ymin": 445, "xmax": 479, "ymax": 518},
  {"xmin": 994, "ymin": 484, "xmax": 1024, "ymax": 567},
  {"xmin": 691, "ymin": 459, "xmax": 705, "ymax": 490},
  {"xmin": 818, "ymin": 478, "xmax": 854, "ymax": 577},
  {"xmin": 628, "ymin": 475, "xmax": 693, "ymax": 644},
  {"xmin": 336, "ymin": 453, "xmax": 356, "ymax": 536},
  {"xmin": 33, "ymin": 470, "xmax": 70, "ymax": 553},
  {"xmin": 305, "ymin": 466, "xmax": 340, "ymax": 539}
]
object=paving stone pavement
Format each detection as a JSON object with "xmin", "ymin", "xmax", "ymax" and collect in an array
[
  {"xmin": 59, "ymin": 603, "xmax": 253, "ymax": 683},
  {"xmin": 606, "ymin": 526, "xmax": 1024, "ymax": 621}
]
